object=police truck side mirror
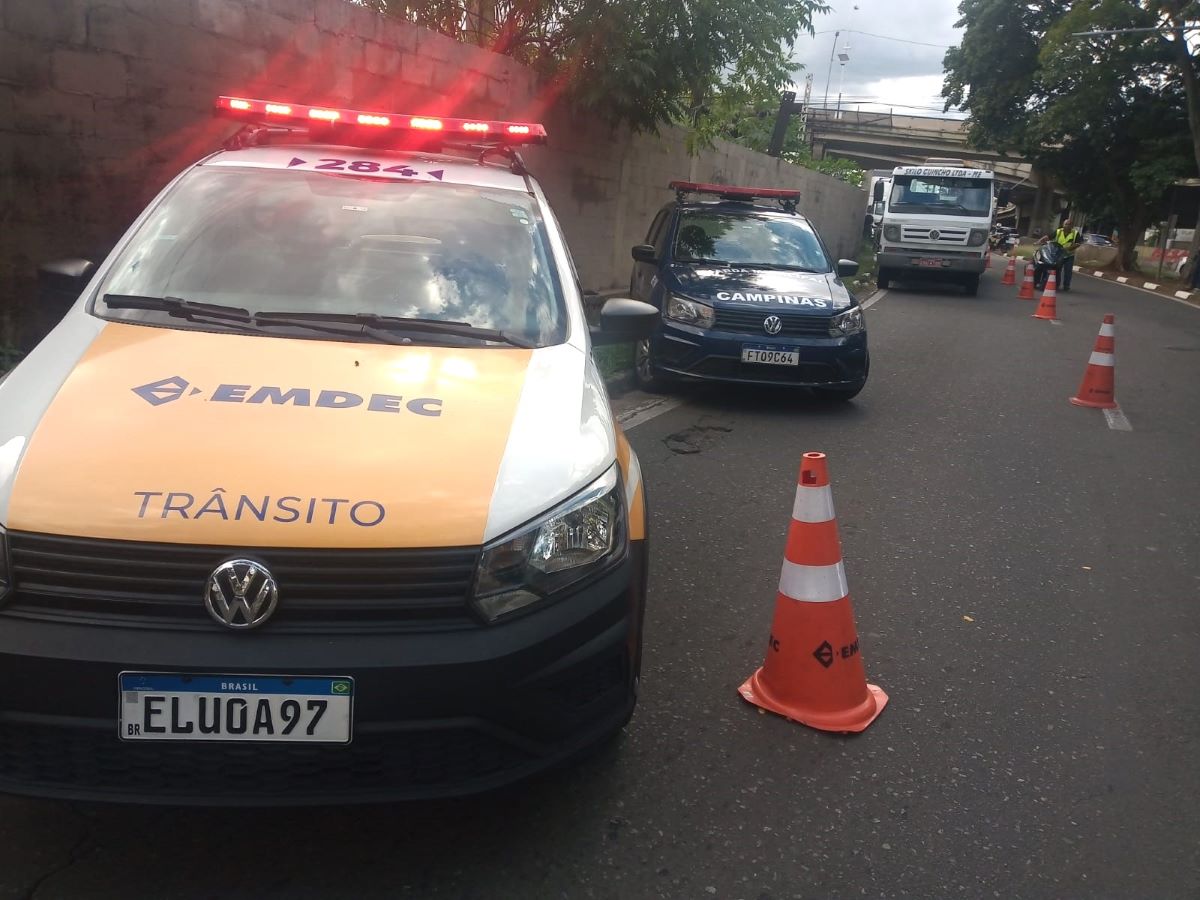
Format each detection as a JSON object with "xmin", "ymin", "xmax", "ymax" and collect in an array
[
  {"xmin": 591, "ymin": 298, "xmax": 659, "ymax": 346},
  {"xmin": 836, "ymin": 259, "xmax": 859, "ymax": 278},
  {"xmin": 631, "ymin": 244, "xmax": 658, "ymax": 264},
  {"xmin": 872, "ymin": 181, "xmax": 884, "ymax": 202}
]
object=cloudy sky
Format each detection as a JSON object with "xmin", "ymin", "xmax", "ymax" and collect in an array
[{"xmin": 788, "ymin": 0, "xmax": 966, "ymax": 118}]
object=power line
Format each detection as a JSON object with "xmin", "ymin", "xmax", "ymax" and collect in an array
[{"xmin": 810, "ymin": 28, "xmax": 953, "ymax": 49}]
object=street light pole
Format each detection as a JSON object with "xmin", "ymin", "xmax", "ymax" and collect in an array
[{"xmin": 822, "ymin": 29, "xmax": 840, "ymax": 111}]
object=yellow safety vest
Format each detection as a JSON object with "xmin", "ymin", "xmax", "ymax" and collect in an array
[{"xmin": 1055, "ymin": 228, "xmax": 1080, "ymax": 251}]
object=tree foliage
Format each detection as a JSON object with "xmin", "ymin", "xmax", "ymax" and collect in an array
[
  {"xmin": 943, "ymin": 0, "xmax": 1198, "ymax": 271},
  {"xmin": 359, "ymin": 0, "xmax": 828, "ymax": 133}
]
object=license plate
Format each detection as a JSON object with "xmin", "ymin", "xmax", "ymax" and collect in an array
[
  {"xmin": 119, "ymin": 673, "xmax": 353, "ymax": 743},
  {"xmin": 915, "ymin": 258, "xmax": 947, "ymax": 268},
  {"xmin": 741, "ymin": 345, "xmax": 799, "ymax": 366}
]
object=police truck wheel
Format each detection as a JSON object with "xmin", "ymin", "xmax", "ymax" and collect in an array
[
  {"xmin": 964, "ymin": 274, "xmax": 980, "ymax": 296},
  {"xmin": 634, "ymin": 338, "xmax": 665, "ymax": 392},
  {"xmin": 877, "ymin": 268, "xmax": 892, "ymax": 290}
]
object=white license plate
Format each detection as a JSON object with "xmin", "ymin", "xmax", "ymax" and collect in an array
[
  {"xmin": 915, "ymin": 258, "xmax": 947, "ymax": 268},
  {"xmin": 119, "ymin": 673, "xmax": 353, "ymax": 743},
  {"xmin": 741, "ymin": 345, "xmax": 799, "ymax": 366}
]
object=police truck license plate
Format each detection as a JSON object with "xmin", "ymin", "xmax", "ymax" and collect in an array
[
  {"xmin": 741, "ymin": 345, "xmax": 799, "ymax": 366},
  {"xmin": 916, "ymin": 258, "xmax": 946, "ymax": 268},
  {"xmin": 119, "ymin": 673, "xmax": 353, "ymax": 743}
]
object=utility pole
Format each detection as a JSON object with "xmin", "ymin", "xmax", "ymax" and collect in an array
[{"xmin": 822, "ymin": 29, "xmax": 840, "ymax": 111}]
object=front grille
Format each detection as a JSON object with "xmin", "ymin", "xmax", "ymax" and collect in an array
[
  {"xmin": 3, "ymin": 532, "xmax": 480, "ymax": 632},
  {"xmin": 714, "ymin": 307, "xmax": 831, "ymax": 336},
  {"xmin": 900, "ymin": 225, "xmax": 969, "ymax": 245},
  {"xmin": 0, "ymin": 719, "xmax": 534, "ymax": 801}
]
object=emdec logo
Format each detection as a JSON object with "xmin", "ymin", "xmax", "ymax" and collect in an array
[
  {"xmin": 131, "ymin": 376, "xmax": 443, "ymax": 417},
  {"xmin": 132, "ymin": 376, "xmax": 202, "ymax": 406}
]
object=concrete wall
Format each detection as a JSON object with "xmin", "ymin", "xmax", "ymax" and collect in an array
[{"xmin": 0, "ymin": 0, "xmax": 866, "ymax": 345}]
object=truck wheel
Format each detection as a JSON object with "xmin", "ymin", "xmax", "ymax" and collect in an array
[
  {"xmin": 877, "ymin": 268, "xmax": 892, "ymax": 290},
  {"xmin": 964, "ymin": 274, "xmax": 980, "ymax": 296}
]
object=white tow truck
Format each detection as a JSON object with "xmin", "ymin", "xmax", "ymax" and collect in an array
[{"xmin": 872, "ymin": 159, "xmax": 1010, "ymax": 296}]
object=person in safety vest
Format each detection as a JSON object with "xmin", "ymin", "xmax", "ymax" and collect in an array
[{"xmin": 1040, "ymin": 217, "xmax": 1082, "ymax": 291}]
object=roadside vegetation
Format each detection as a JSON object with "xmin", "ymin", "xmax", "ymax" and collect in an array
[{"xmin": 943, "ymin": 0, "xmax": 1199, "ymax": 274}]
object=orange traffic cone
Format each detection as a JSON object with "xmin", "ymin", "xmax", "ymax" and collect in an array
[
  {"xmin": 1070, "ymin": 315, "xmax": 1117, "ymax": 409},
  {"xmin": 1033, "ymin": 269, "xmax": 1058, "ymax": 320},
  {"xmin": 1017, "ymin": 262, "xmax": 1035, "ymax": 299},
  {"xmin": 1001, "ymin": 255, "xmax": 1016, "ymax": 286},
  {"xmin": 738, "ymin": 452, "xmax": 888, "ymax": 733}
]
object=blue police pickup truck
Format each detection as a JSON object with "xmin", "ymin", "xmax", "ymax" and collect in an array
[{"xmin": 628, "ymin": 181, "xmax": 867, "ymax": 400}]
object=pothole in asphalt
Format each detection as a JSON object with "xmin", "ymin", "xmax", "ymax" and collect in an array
[{"xmin": 663, "ymin": 416, "xmax": 733, "ymax": 454}]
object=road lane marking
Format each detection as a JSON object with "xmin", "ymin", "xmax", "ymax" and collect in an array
[
  {"xmin": 619, "ymin": 397, "xmax": 683, "ymax": 431},
  {"xmin": 1143, "ymin": 282, "xmax": 1160, "ymax": 290},
  {"xmin": 1104, "ymin": 408, "xmax": 1132, "ymax": 431},
  {"xmin": 860, "ymin": 289, "xmax": 887, "ymax": 310}
]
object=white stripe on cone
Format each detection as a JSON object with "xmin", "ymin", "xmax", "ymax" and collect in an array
[
  {"xmin": 778, "ymin": 559, "xmax": 849, "ymax": 604},
  {"xmin": 791, "ymin": 485, "xmax": 836, "ymax": 523},
  {"xmin": 1099, "ymin": 324, "xmax": 1115, "ymax": 337},
  {"xmin": 1088, "ymin": 351, "xmax": 1115, "ymax": 367}
]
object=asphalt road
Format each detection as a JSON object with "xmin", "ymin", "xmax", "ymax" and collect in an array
[{"xmin": 2, "ymin": 271, "xmax": 1198, "ymax": 899}]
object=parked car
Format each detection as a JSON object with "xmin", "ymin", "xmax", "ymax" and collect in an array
[
  {"xmin": 1082, "ymin": 233, "xmax": 1114, "ymax": 246},
  {"xmin": 629, "ymin": 181, "xmax": 868, "ymax": 400},
  {"xmin": 0, "ymin": 96, "xmax": 658, "ymax": 805}
]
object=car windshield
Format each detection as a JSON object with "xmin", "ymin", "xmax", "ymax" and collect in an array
[
  {"xmin": 672, "ymin": 211, "xmax": 832, "ymax": 271},
  {"xmin": 888, "ymin": 176, "xmax": 991, "ymax": 218},
  {"xmin": 95, "ymin": 166, "xmax": 566, "ymax": 346}
]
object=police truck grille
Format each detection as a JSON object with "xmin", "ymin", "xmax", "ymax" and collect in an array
[
  {"xmin": 2, "ymin": 532, "xmax": 480, "ymax": 632},
  {"xmin": 714, "ymin": 308, "xmax": 831, "ymax": 336}
]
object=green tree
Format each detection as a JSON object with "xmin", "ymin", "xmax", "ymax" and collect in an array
[
  {"xmin": 943, "ymin": 0, "xmax": 1197, "ymax": 271},
  {"xmin": 359, "ymin": 0, "xmax": 828, "ymax": 133}
]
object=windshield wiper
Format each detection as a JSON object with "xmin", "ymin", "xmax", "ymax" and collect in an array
[
  {"xmin": 254, "ymin": 311, "xmax": 534, "ymax": 349},
  {"xmin": 103, "ymin": 294, "xmax": 252, "ymax": 322},
  {"xmin": 744, "ymin": 263, "xmax": 824, "ymax": 273}
]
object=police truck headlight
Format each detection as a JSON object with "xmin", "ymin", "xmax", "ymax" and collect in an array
[
  {"xmin": 665, "ymin": 294, "xmax": 714, "ymax": 329},
  {"xmin": 883, "ymin": 225, "xmax": 900, "ymax": 242},
  {"xmin": 829, "ymin": 306, "xmax": 865, "ymax": 337},
  {"xmin": 472, "ymin": 466, "xmax": 624, "ymax": 622},
  {"xmin": 968, "ymin": 229, "xmax": 988, "ymax": 246}
]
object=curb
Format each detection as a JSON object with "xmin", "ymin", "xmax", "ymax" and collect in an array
[
  {"xmin": 1082, "ymin": 268, "xmax": 1198, "ymax": 307},
  {"xmin": 604, "ymin": 368, "xmax": 637, "ymax": 398}
]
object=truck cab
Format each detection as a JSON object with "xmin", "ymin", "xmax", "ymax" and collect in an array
[{"xmin": 874, "ymin": 160, "xmax": 1008, "ymax": 296}]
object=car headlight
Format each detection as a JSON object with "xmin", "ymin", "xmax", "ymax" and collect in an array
[
  {"xmin": 472, "ymin": 465, "xmax": 625, "ymax": 622},
  {"xmin": 883, "ymin": 224, "xmax": 900, "ymax": 242},
  {"xmin": 829, "ymin": 305, "xmax": 865, "ymax": 337},
  {"xmin": 665, "ymin": 294, "xmax": 714, "ymax": 329},
  {"xmin": 968, "ymin": 229, "xmax": 988, "ymax": 246}
]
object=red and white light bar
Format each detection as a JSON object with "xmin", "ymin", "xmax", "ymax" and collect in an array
[
  {"xmin": 216, "ymin": 96, "xmax": 547, "ymax": 145},
  {"xmin": 669, "ymin": 180, "xmax": 801, "ymax": 202}
]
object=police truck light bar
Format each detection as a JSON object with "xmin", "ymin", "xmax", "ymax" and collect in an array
[
  {"xmin": 669, "ymin": 180, "xmax": 801, "ymax": 202},
  {"xmin": 215, "ymin": 96, "xmax": 547, "ymax": 145}
]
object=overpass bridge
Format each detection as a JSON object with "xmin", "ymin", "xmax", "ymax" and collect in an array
[{"xmin": 801, "ymin": 107, "xmax": 1062, "ymax": 234}]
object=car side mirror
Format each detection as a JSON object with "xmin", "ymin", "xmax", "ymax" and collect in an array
[
  {"xmin": 591, "ymin": 298, "xmax": 659, "ymax": 346},
  {"xmin": 872, "ymin": 181, "xmax": 884, "ymax": 202},
  {"xmin": 836, "ymin": 259, "xmax": 859, "ymax": 277},
  {"xmin": 37, "ymin": 258, "xmax": 95, "ymax": 323},
  {"xmin": 631, "ymin": 244, "xmax": 657, "ymax": 264}
]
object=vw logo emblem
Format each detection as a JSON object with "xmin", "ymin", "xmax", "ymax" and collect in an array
[
  {"xmin": 205, "ymin": 559, "xmax": 279, "ymax": 630},
  {"xmin": 762, "ymin": 315, "xmax": 783, "ymax": 336},
  {"xmin": 929, "ymin": 229, "xmax": 941, "ymax": 241}
]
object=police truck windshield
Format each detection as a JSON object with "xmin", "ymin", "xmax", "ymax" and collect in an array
[
  {"xmin": 95, "ymin": 167, "xmax": 567, "ymax": 346},
  {"xmin": 673, "ymin": 212, "xmax": 831, "ymax": 272},
  {"xmin": 888, "ymin": 176, "xmax": 991, "ymax": 218}
]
